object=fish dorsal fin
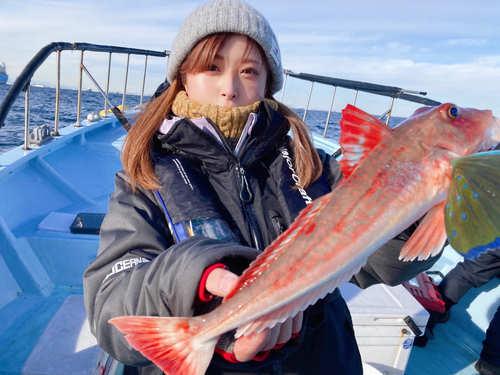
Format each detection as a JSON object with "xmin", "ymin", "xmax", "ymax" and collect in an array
[
  {"xmin": 445, "ymin": 151, "xmax": 500, "ymax": 258},
  {"xmin": 339, "ymin": 105, "xmax": 393, "ymax": 179}
]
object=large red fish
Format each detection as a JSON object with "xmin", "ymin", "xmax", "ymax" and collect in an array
[{"xmin": 110, "ymin": 103, "xmax": 500, "ymax": 375}]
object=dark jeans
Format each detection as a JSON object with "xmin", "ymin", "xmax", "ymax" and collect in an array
[
  {"xmin": 439, "ymin": 250, "xmax": 500, "ymax": 305},
  {"xmin": 481, "ymin": 303, "xmax": 500, "ymax": 367}
]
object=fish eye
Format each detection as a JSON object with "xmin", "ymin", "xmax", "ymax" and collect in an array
[{"xmin": 447, "ymin": 105, "xmax": 460, "ymax": 119}]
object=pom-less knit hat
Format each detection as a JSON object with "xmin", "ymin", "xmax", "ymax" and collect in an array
[{"xmin": 167, "ymin": 0, "xmax": 283, "ymax": 95}]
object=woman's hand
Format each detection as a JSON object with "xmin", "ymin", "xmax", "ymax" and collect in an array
[{"xmin": 206, "ymin": 267, "xmax": 303, "ymax": 362}]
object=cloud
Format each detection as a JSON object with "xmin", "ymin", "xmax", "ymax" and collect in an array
[
  {"xmin": 447, "ymin": 39, "xmax": 489, "ymax": 47},
  {"xmin": 388, "ymin": 43, "xmax": 412, "ymax": 52},
  {"xmin": 281, "ymin": 54, "xmax": 500, "ymax": 116},
  {"xmin": 278, "ymin": 33, "xmax": 381, "ymax": 45}
]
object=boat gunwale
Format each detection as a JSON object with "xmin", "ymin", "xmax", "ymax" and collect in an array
[{"xmin": 0, "ymin": 112, "xmax": 131, "ymax": 176}]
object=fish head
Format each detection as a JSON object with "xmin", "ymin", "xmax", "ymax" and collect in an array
[{"xmin": 404, "ymin": 103, "xmax": 500, "ymax": 157}]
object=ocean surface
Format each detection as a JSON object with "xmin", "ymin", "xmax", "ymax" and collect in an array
[{"xmin": 0, "ymin": 84, "xmax": 405, "ymax": 155}]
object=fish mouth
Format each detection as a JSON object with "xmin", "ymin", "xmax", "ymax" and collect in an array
[{"xmin": 478, "ymin": 116, "xmax": 500, "ymax": 151}]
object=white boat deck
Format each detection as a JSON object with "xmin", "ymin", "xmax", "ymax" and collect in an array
[{"xmin": 0, "ymin": 115, "xmax": 127, "ymax": 374}]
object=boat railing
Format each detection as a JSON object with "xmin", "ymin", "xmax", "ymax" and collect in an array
[
  {"xmin": 281, "ymin": 70, "xmax": 442, "ymax": 138},
  {"xmin": 0, "ymin": 42, "xmax": 169, "ymax": 150}
]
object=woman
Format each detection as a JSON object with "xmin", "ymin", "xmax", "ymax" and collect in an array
[{"xmin": 83, "ymin": 1, "xmax": 439, "ymax": 374}]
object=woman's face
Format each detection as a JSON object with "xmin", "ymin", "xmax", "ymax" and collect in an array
[{"xmin": 184, "ymin": 35, "xmax": 268, "ymax": 108}]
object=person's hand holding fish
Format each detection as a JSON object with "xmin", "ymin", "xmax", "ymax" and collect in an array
[{"xmin": 205, "ymin": 267, "xmax": 303, "ymax": 362}]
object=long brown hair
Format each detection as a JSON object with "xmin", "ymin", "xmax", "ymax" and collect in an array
[{"xmin": 122, "ymin": 33, "xmax": 322, "ymax": 191}]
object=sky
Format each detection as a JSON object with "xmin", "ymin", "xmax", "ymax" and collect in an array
[{"xmin": 1, "ymin": 0, "xmax": 499, "ymax": 118}]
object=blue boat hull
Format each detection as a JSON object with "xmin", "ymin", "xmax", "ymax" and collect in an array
[{"xmin": 0, "ymin": 73, "xmax": 8, "ymax": 84}]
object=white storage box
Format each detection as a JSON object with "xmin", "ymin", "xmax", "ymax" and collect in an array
[{"xmin": 339, "ymin": 283, "xmax": 429, "ymax": 375}]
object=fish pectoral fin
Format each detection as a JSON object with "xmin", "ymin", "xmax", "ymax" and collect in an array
[
  {"xmin": 445, "ymin": 151, "xmax": 500, "ymax": 258},
  {"xmin": 399, "ymin": 201, "xmax": 447, "ymax": 261},
  {"xmin": 339, "ymin": 104, "xmax": 393, "ymax": 179},
  {"xmin": 109, "ymin": 315, "xmax": 216, "ymax": 375}
]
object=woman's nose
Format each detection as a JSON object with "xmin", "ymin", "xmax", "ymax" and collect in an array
[{"xmin": 220, "ymin": 73, "xmax": 238, "ymax": 100}]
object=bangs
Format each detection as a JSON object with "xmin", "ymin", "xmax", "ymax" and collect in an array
[{"xmin": 178, "ymin": 33, "xmax": 270, "ymax": 85}]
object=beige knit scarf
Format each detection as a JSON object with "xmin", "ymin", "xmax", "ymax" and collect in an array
[{"xmin": 171, "ymin": 90, "xmax": 279, "ymax": 139}]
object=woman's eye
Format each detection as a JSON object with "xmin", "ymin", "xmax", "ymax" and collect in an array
[
  {"xmin": 208, "ymin": 65, "xmax": 219, "ymax": 72},
  {"xmin": 242, "ymin": 68, "xmax": 258, "ymax": 75}
]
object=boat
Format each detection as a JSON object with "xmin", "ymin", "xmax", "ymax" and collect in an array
[
  {"xmin": 0, "ymin": 62, "xmax": 8, "ymax": 84},
  {"xmin": 0, "ymin": 41, "xmax": 499, "ymax": 375}
]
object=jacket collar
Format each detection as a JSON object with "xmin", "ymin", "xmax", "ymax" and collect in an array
[
  {"xmin": 155, "ymin": 101, "xmax": 289, "ymax": 172},
  {"xmin": 158, "ymin": 113, "xmax": 259, "ymax": 158}
]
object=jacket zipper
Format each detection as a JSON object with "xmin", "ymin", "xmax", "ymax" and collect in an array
[
  {"xmin": 204, "ymin": 119, "xmax": 264, "ymax": 250},
  {"xmin": 235, "ymin": 163, "xmax": 264, "ymax": 250},
  {"xmin": 236, "ymin": 166, "xmax": 253, "ymax": 203}
]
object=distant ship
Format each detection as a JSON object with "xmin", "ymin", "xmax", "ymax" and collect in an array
[{"xmin": 0, "ymin": 62, "xmax": 8, "ymax": 84}]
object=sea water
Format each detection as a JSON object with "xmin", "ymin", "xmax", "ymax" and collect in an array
[
  {"xmin": 0, "ymin": 84, "xmax": 150, "ymax": 154},
  {"xmin": 0, "ymin": 84, "xmax": 405, "ymax": 154}
]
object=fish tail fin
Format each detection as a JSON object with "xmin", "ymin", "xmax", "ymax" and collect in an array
[{"xmin": 109, "ymin": 315, "xmax": 217, "ymax": 375}]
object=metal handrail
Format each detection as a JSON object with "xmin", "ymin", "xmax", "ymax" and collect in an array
[
  {"xmin": 0, "ymin": 42, "xmax": 169, "ymax": 149},
  {"xmin": 280, "ymin": 70, "xmax": 442, "ymax": 138}
]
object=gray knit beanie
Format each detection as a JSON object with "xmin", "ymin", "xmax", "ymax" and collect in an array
[{"xmin": 167, "ymin": 0, "xmax": 283, "ymax": 95}]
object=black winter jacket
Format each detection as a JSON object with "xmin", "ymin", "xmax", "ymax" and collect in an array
[{"xmin": 83, "ymin": 102, "xmax": 440, "ymax": 375}]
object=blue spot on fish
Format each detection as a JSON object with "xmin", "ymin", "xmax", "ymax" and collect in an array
[
  {"xmin": 462, "ymin": 213, "xmax": 467, "ymax": 220},
  {"xmin": 457, "ymin": 195, "xmax": 461, "ymax": 202},
  {"xmin": 452, "ymin": 230, "xmax": 457, "ymax": 236},
  {"xmin": 457, "ymin": 176, "xmax": 462, "ymax": 181},
  {"xmin": 449, "ymin": 211, "xmax": 453, "ymax": 217},
  {"xmin": 446, "ymin": 203, "xmax": 449, "ymax": 210},
  {"xmin": 463, "ymin": 183, "xmax": 467, "ymax": 189},
  {"xmin": 473, "ymin": 193, "xmax": 479, "ymax": 199}
]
